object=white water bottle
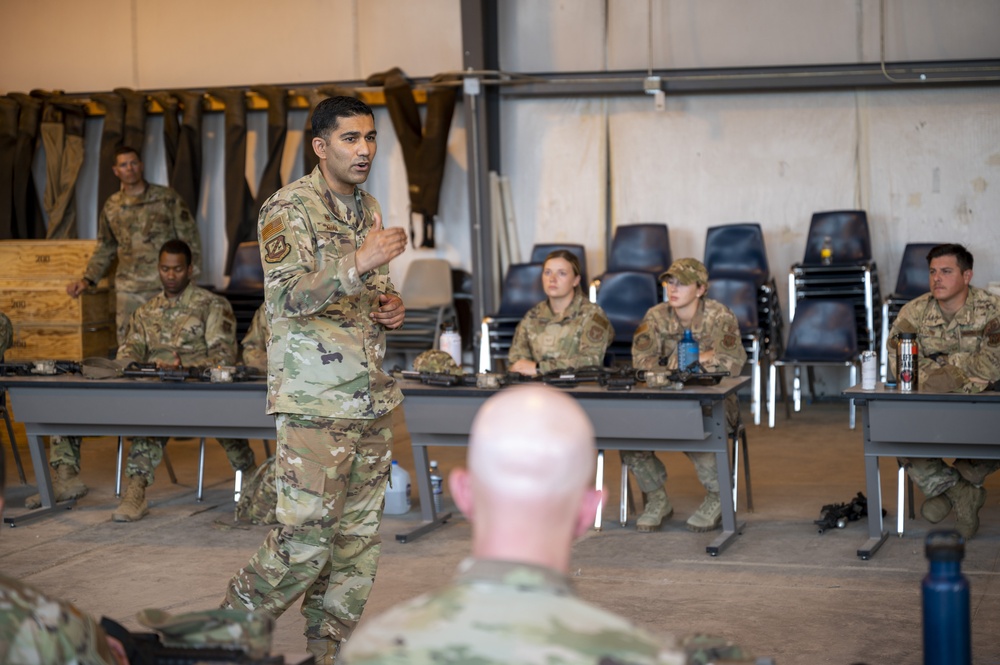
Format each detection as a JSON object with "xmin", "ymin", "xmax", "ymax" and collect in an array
[
  {"xmin": 384, "ymin": 460, "xmax": 411, "ymax": 515},
  {"xmin": 439, "ymin": 320, "xmax": 462, "ymax": 368}
]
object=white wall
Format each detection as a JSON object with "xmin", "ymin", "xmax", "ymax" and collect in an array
[{"xmin": 6, "ymin": 0, "xmax": 1000, "ymax": 328}]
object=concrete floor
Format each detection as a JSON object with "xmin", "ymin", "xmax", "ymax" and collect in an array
[{"xmin": 2, "ymin": 400, "xmax": 999, "ymax": 665}]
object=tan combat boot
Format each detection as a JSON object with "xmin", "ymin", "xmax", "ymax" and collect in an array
[
  {"xmin": 685, "ymin": 492, "xmax": 722, "ymax": 532},
  {"xmin": 112, "ymin": 476, "xmax": 149, "ymax": 522},
  {"xmin": 306, "ymin": 638, "xmax": 340, "ymax": 665},
  {"xmin": 636, "ymin": 488, "xmax": 673, "ymax": 532},
  {"xmin": 945, "ymin": 479, "xmax": 987, "ymax": 540},
  {"xmin": 920, "ymin": 493, "xmax": 952, "ymax": 524},
  {"xmin": 24, "ymin": 465, "xmax": 89, "ymax": 509}
]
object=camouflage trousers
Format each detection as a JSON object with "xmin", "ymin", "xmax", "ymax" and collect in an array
[
  {"xmin": 222, "ymin": 411, "xmax": 394, "ymax": 643},
  {"xmin": 47, "ymin": 436, "xmax": 255, "ymax": 481},
  {"xmin": 125, "ymin": 437, "xmax": 256, "ymax": 484},
  {"xmin": 902, "ymin": 458, "xmax": 1000, "ymax": 498},
  {"xmin": 621, "ymin": 395, "xmax": 740, "ymax": 495},
  {"xmin": 116, "ymin": 288, "xmax": 160, "ymax": 345}
]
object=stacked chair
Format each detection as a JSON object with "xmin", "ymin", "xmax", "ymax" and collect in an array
[
  {"xmin": 589, "ymin": 223, "xmax": 672, "ymax": 365},
  {"xmin": 704, "ymin": 223, "xmax": 784, "ymax": 425},
  {"xmin": 384, "ymin": 258, "xmax": 457, "ymax": 367},
  {"xmin": 769, "ymin": 297, "xmax": 861, "ymax": 429},
  {"xmin": 787, "ymin": 211, "xmax": 882, "ymax": 355},
  {"xmin": 879, "ymin": 243, "xmax": 938, "ymax": 381}
]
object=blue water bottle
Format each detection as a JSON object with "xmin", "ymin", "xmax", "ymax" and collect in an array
[
  {"xmin": 922, "ymin": 530, "xmax": 971, "ymax": 665},
  {"xmin": 678, "ymin": 329, "xmax": 699, "ymax": 372}
]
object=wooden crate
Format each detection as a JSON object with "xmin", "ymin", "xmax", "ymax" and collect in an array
[
  {"xmin": 6, "ymin": 323, "xmax": 116, "ymax": 361},
  {"xmin": 0, "ymin": 239, "xmax": 113, "ymax": 286},
  {"xmin": 0, "ymin": 285, "xmax": 111, "ymax": 325}
]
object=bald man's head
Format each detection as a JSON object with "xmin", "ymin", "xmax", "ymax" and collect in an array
[{"xmin": 467, "ymin": 385, "xmax": 596, "ymax": 500}]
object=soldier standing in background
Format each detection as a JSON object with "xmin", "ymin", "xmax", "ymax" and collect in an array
[
  {"xmin": 66, "ymin": 145, "xmax": 202, "ymax": 345},
  {"xmin": 507, "ymin": 250, "xmax": 613, "ymax": 376},
  {"xmin": 626, "ymin": 258, "xmax": 747, "ymax": 533},
  {"xmin": 889, "ymin": 243, "xmax": 1000, "ymax": 539},
  {"xmin": 222, "ymin": 96, "xmax": 407, "ymax": 664}
]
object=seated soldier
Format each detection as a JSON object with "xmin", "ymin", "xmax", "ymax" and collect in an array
[
  {"xmin": 341, "ymin": 385, "xmax": 691, "ymax": 664},
  {"xmin": 26, "ymin": 240, "xmax": 256, "ymax": 521},
  {"xmin": 0, "ymin": 447, "xmax": 130, "ymax": 665},
  {"xmin": 625, "ymin": 258, "xmax": 747, "ymax": 533},
  {"xmin": 888, "ymin": 243, "xmax": 1000, "ymax": 538},
  {"xmin": 507, "ymin": 250, "xmax": 613, "ymax": 376}
]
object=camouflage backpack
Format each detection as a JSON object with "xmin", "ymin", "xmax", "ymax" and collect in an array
[{"xmin": 235, "ymin": 455, "xmax": 278, "ymax": 525}]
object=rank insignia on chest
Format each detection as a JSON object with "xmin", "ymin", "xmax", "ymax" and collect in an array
[{"xmin": 264, "ymin": 236, "xmax": 291, "ymax": 263}]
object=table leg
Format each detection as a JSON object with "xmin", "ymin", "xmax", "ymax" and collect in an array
[
  {"xmin": 707, "ymin": 402, "xmax": 745, "ymax": 556},
  {"xmin": 857, "ymin": 442, "xmax": 888, "ymax": 559},
  {"xmin": 4, "ymin": 434, "xmax": 76, "ymax": 527},
  {"xmin": 395, "ymin": 441, "xmax": 452, "ymax": 543}
]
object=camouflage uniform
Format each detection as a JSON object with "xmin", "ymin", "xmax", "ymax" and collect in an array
[
  {"xmin": 340, "ymin": 558, "xmax": 686, "ymax": 665},
  {"xmin": 0, "ymin": 311, "xmax": 11, "ymax": 357},
  {"xmin": 241, "ymin": 303, "xmax": 270, "ymax": 370},
  {"xmin": 46, "ymin": 284, "xmax": 254, "ymax": 483},
  {"xmin": 0, "ymin": 573, "xmax": 118, "ymax": 665},
  {"xmin": 223, "ymin": 166, "xmax": 402, "ymax": 646},
  {"xmin": 508, "ymin": 292, "xmax": 614, "ymax": 372},
  {"xmin": 625, "ymin": 298, "xmax": 746, "ymax": 495},
  {"xmin": 888, "ymin": 286, "xmax": 1000, "ymax": 496},
  {"xmin": 82, "ymin": 182, "xmax": 202, "ymax": 344}
]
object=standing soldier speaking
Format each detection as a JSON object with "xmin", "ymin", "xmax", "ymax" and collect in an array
[{"xmin": 222, "ymin": 96, "xmax": 407, "ymax": 664}]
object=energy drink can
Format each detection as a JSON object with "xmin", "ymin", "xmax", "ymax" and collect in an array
[{"xmin": 897, "ymin": 332, "xmax": 918, "ymax": 392}]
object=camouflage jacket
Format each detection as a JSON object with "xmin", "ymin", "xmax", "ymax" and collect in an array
[
  {"xmin": 340, "ymin": 558, "xmax": 685, "ymax": 665},
  {"xmin": 0, "ymin": 311, "xmax": 11, "ymax": 358},
  {"xmin": 0, "ymin": 573, "xmax": 118, "ymax": 665},
  {"xmin": 888, "ymin": 285, "xmax": 1000, "ymax": 393},
  {"xmin": 240, "ymin": 303, "xmax": 270, "ymax": 370},
  {"xmin": 257, "ymin": 167, "xmax": 402, "ymax": 419},
  {"xmin": 508, "ymin": 293, "xmax": 614, "ymax": 372},
  {"xmin": 83, "ymin": 182, "xmax": 202, "ymax": 292},
  {"xmin": 118, "ymin": 284, "xmax": 237, "ymax": 366},
  {"xmin": 631, "ymin": 298, "xmax": 747, "ymax": 375}
]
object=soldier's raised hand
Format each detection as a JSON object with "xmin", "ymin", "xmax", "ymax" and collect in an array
[{"xmin": 355, "ymin": 212, "xmax": 407, "ymax": 274}]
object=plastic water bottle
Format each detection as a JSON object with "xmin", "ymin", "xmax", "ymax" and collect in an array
[
  {"xmin": 922, "ymin": 530, "xmax": 971, "ymax": 665},
  {"xmin": 678, "ymin": 329, "xmax": 699, "ymax": 372},
  {"xmin": 429, "ymin": 460, "xmax": 443, "ymax": 514},
  {"xmin": 384, "ymin": 460, "xmax": 411, "ymax": 515},
  {"xmin": 820, "ymin": 235, "xmax": 834, "ymax": 266},
  {"xmin": 439, "ymin": 320, "xmax": 462, "ymax": 368}
]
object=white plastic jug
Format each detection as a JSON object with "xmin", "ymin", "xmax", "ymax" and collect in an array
[{"xmin": 384, "ymin": 460, "xmax": 411, "ymax": 515}]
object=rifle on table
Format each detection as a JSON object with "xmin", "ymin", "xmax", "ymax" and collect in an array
[
  {"xmin": 122, "ymin": 362, "xmax": 267, "ymax": 383},
  {"xmin": 641, "ymin": 359, "xmax": 730, "ymax": 389},
  {"xmin": 396, "ymin": 369, "xmax": 479, "ymax": 387},
  {"xmin": 0, "ymin": 360, "xmax": 81, "ymax": 376},
  {"xmin": 539, "ymin": 366, "xmax": 640, "ymax": 391}
]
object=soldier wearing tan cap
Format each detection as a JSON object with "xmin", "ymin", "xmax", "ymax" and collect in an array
[{"xmin": 626, "ymin": 258, "xmax": 746, "ymax": 533}]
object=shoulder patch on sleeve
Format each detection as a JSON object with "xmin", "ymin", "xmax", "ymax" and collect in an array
[
  {"xmin": 263, "ymin": 235, "xmax": 291, "ymax": 264},
  {"xmin": 261, "ymin": 214, "xmax": 288, "ymax": 243}
]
